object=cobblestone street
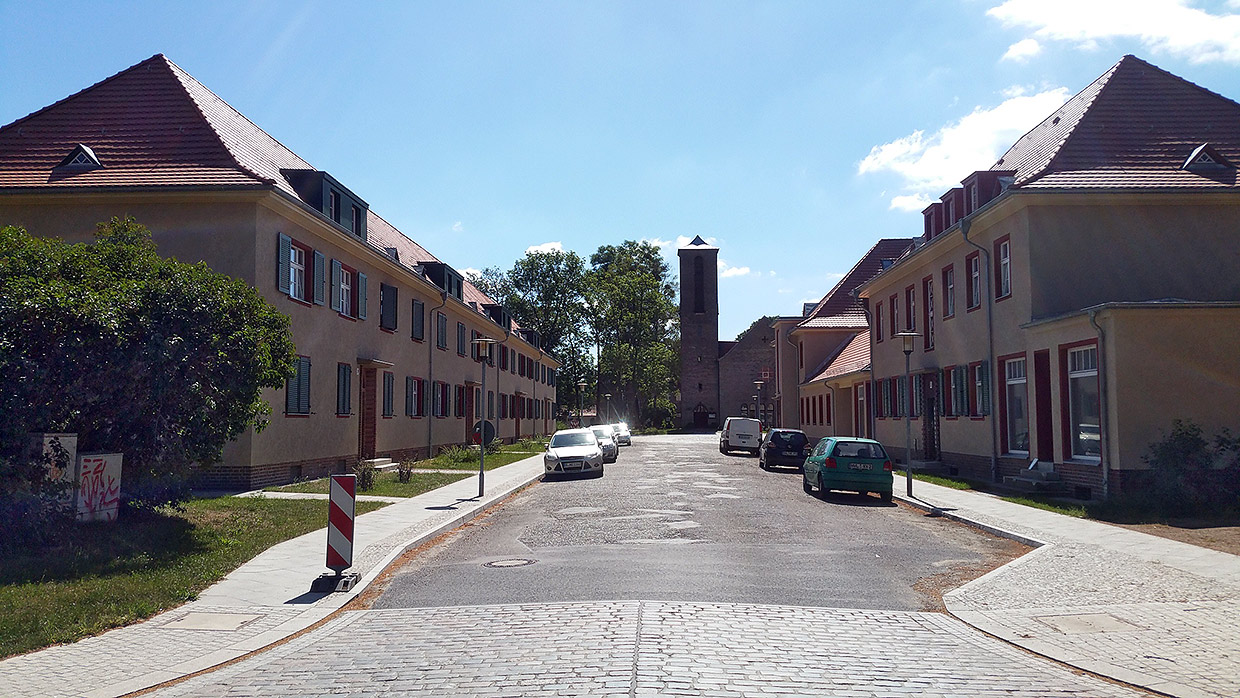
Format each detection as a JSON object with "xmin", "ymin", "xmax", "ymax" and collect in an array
[{"xmin": 153, "ymin": 601, "xmax": 1149, "ymax": 697}]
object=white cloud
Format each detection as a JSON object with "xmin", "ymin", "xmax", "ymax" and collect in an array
[
  {"xmin": 717, "ymin": 258, "xmax": 753, "ymax": 278},
  {"xmin": 858, "ymin": 87, "xmax": 1071, "ymax": 206},
  {"xmin": 1002, "ymin": 38, "xmax": 1043, "ymax": 62},
  {"xmin": 642, "ymin": 237, "xmax": 674, "ymax": 251},
  {"xmin": 452, "ymin": 221, "xmax": 464, "ymax": 233},
  {"xmin": 889, "ymin": 193, "xmax": 935, "ymax": 212},
  {"xmin": 525, "ymin": 241, "xmax": 563, "ymax": 254},
  {"xmin": 460, "ymin": 267, "xmax": 482, "ymax": 278},
  {"xmin": 988, "ymin": 0, "xmax": 1240, "ymax": 64},
  {"xmin": 768, "ymin": 270, "xmax": 777, "ymax": 277}
]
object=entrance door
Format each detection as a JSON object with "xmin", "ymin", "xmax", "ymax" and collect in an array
[
  {"xmin": 693, "ymin": 403, "xmax": 709, "ymax": 428},
  {"xmin": 1034, "ymin": 350, "xmax": 1054, "ymax": 461},
  {"xmin": 920, "ymin": 373, "xmax": 940, "ymax": 460},
  {"xmin": 358, "ymin": 366, "xmax": 377, "ymax": 460}
]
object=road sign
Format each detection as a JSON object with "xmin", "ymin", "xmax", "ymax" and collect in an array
[
  {"xmin": 473, "ymin": 420, "xmax": 496, "ymax": 445},
  {"xmin": 326, "ymin": 474, "xmax": 355, "ymax": 572}
]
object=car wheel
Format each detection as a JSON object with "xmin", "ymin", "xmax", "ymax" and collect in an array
[
  {"xmin": 881, "ymin": 491, "xmax": 893, "ymax": 503},
  {"xmin": 759, "ymin": 456, "xmax": 767, "ymax": 470},
  {"xmin": 802, "ymin": 472, "xmax": 813, "ymax": 494},
  {"xmin": 719, "ymin": 445, "xmax": 727, "ymax": 454},
  {"xmin": 816, "ymin": 474, "xmax": 829, "ymax": 500}
]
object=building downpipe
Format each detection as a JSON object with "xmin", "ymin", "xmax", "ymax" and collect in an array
[
  {"xmin": 1088, "ymin": 308, "xmax": 1110, "ymax": 499},
  {"xmin": 427, "ymin": 290, "xmax": 448, "ymax": 458},
  {"xmin": 961, "ymin": 217, "xmax": 1000, "ymax": 483}
]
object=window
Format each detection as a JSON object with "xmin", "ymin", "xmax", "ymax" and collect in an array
[
  {"xmin": 968, "ymin": 361, "xmax": 990, "ymax": 417},
  {"xmin": 1067, "ymin": 346, "xmax": 1100, "ymax": 459},
  {"xmin": 500, "ymin": 394, "xmax": 508, "ymax": 420},
  {"xmin": 455, "ymin": 385, "xmax": 466, "ymax": 418},
  {"xmin": 942, "ymin": 367, "xmax": 956, "ymax": 417},
  {"xmin": 382, "ymin": 371, "xmax": 394, "ymax": 417},
  {"xmin": 1004, "ymin": 358, "xmax": 1028, "ymax": 453},
  {"xmin": 406, "ymin": 376, "xmax": 423, "ymax": 417},
  {"xmin": 457, "ymin": 322, "xmax": 467, "ymax": 355},
  {"xmin": 411, "ymin": 299, "xmax": 425, "ymax": 341},
  {"xmin": 436, "ymin": 312, "xmax": 448, "ymax": 349},
  {"xmin": 475, "ymin": 387, "xmax": 482, "ymax": 418},
  {"xmin": 286, "ymin": 356, "xmax": 311, "ymax": 415},
  {"xmin": 433, "ymin": 381, "xmax": 450, "ymax": 418},
  {"xmin": 823, "ymin": 393, "xmax": 832, "ymax": 424},
  {"xmin": 330, "ymin": 260, "xmax": 366, "ymax": 319},
  {"xmin": 875, "ymin": 302, "xmax": 884, "ymax": 343},
  {"xmin": 380, "ymin": 283, "xmax": 398, "ymax": 331},
  {"xmin": 797, "ymin": 341, "xmax": 803, "ymax": 369},
  {"xmin": 277, "ymin": 234, "xmax": 325, "ymax": 305},
  {"xmin": 488, "ymin": 390, "xmax": 495, "ymax": 419},
  {"xmin": 967, "ymin": 253, "xmax": 981, "ymax": 310},
  {"xmin": 911, "ymin": 376, "xmax": 922, "ymax": 418},
  {"xmin": 818, "ymin": 395, "xmax": 825, "ymax": 425},
  {"xmin": 922, "ymin": 277, "xmax": 934, "ymax": 350},
  {"xmin": 336, "ymin": 363, "xmax": 352, "ymax": 416},
  {"xmin": 942, "ymin": 265, "xmax": 955, "ymax": 318},
  {"xmin": 995, "ymin": 237, "xmax": 1011, "ymax": 299},
  {"xmin": 351, "ymin": 205, "xmax": 363, "ymax": 235},
  {"xmin": 329, "ymin": 190, "xmax": 341, "ymax": 224},
  {"xmin": 500, "ymin": 345, "xmax": 509, "ymax": 370},
  {"xmin": 889, "ymin": 294, "xmax": 899, "ymax": 337},
  {"xmin": 904, "ymin": 286, "xmax": 915, "ymax": 331}
]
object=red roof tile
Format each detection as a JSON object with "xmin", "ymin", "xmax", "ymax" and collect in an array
[
  {"xmin": 806, "ymin": 330, "xmax": 870, "ymax": 383},
  {"xmin": 797, "ymin": 238, "xmax": 915, "ymax": 329},
  {"xmin": 995, "ymin": 55, "xmax": 1240, "ymax": 190}
]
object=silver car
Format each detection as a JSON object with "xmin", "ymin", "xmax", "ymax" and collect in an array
[
  {"xmin": 591, "ymin": 425, "xmax": 619, "ymax": 463},
  {"xmin": 611, "ymin": 422, "xmax": 632, "ymax": 446},
  {"xmin": 545, "ymin": 429, "xmax": 605, "ymax": 476}
]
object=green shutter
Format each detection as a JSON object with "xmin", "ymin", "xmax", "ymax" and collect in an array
[
  {"xmin": 313, "ymin": 251, "xmax": 325, "ymax": 305},
  {"xmin": 277, "ymin": 233, "xmax": 291, "ymax": 294},
  {"xmin": 979, "ymin": 360, "xmax": 991, "ymax": 415},
  {"xmin": 358, "ymin": 272, "xmax": 368, "ymax": 320},
  {"xmin": 330, "ymin": 260, "xmax": 342, "ymax": 312},
  {"xmin": 405, "ymin": 376, "xmax": 414, "ymax": 416}
]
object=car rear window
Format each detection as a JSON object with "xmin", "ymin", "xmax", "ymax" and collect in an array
[
  {"xmin": 770, "ymin": 432, "xmax": 807, "ymax": 448},
  {"xmin": 832, "ymin": 441, "xmax": 887, "ymax": 459}
]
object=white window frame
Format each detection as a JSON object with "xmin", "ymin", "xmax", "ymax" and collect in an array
[
  {"xmin": 289, "ymin": 246, "xmax": 306, "ymax": 301},
  {"xmin": 968, "ymin": 255, "xmax": 981, "ymax": 309},
  {"xmin": 944, "ymin": 267, "xmax": 955, "ymax": 317},
  {"xmin": 339, "ymin": 268, "xmax": 352, "ymax": 317},
  {"xmin": 1068, "ymin": 346, "xmax": 1100, "ymax": 460},
  {"xmin": 999, "ymin": 240, "xmax": 1011, "ymax": 298},
  {"xmin": 1005, "ymin": 358, "xmax": 1028, "ymax": 454}
]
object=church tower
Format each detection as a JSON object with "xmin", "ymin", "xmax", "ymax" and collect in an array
[{"xmin": 678, "ymin": 235, "xmax": 720, "ymax": 429}]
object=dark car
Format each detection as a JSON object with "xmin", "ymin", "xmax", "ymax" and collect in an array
[{"xmin": 758, "ymin": 429, "xmax": 811, "ymax": 470}]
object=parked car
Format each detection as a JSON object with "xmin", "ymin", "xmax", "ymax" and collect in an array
[
  {"xmin": 719, "ymin": 417, "xmax": 762, "ymax": 455},
  {"xmin": 544, "ymin": 428, "xmax": 605, "ymax": 476},
  {"xmin": 591, "ymin": 425, "xmax": 619, "ymax": 463},
  {"xmin": 802, "ymin": 437, "xmax": 894, "ymax": 502},
  {"xmin": 758, "ymin": 429, "xmax": 811, "ymax": 470},
  {"xmin": 611, "ymin": 422, "xmax": 632, "ymax": 446}
]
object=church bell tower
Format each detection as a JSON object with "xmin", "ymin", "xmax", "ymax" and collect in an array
[{"xmin": 678, "ymin": 235, "xmax": 720, "ymax": 429}]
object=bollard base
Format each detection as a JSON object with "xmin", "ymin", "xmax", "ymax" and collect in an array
[{"xmin": 310, "ymin": 572, "xmax": 360, "ymax": 593}]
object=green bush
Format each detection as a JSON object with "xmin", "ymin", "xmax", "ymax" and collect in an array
[
  {"xmin": 353, "ymin": 462, "xmax": 377, "ymax": 492},
  {"xmin": 435, "ymin": 445, "xmax": 476, "ymax": 466},
  {"xmin": 397, "ymin": 460, "xmax": 414, "ymax": 484},
  {"xmin": 0, "ymin": 443, "xmax": 75, "ymax": 555},
  {"xmin": 1101, "ymin": 420, "xmax": 1240, "ymax": 520}
]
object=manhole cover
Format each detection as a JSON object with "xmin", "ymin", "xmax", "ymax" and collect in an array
[{"xmin": 483, "ymin": 558, "xmax": 537, "ymax": 568}]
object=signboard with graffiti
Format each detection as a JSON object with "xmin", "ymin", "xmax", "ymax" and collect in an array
[{"xmin": 75, "ymin": 453, "xmax": 122, "ymax": 522}]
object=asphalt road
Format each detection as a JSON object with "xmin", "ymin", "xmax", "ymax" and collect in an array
[{"xmin": 376, "ymin": 433, "xmax": 1017, "ymax": 611}]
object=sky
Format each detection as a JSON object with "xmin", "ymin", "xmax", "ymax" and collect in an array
[{"xmin": 3, "ymin": 1, "xmax": 1240, "ymax": 339}]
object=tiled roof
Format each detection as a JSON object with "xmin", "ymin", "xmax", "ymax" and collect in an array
[
  {"xmin": 995, "ymin": 55, "xmax": 1240, "ymax": 190},
  {"xmin": 797, "ymin": 313, "xmax": 868, "ymax": 330},
  {"xmin": 806, "ymin": 331, "xmax": 870, "ymax": 383},
  {"xmin": 796, "ymin": 238, "xmax": 915, "ymax": 329},
  {"xmin": 0, "ymin": 54, "xmax": 521, "ymax": 337}
]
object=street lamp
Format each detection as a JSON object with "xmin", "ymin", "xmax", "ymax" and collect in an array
[
  {"xmin": 894, "ymin": 331, "xmax": 921, "ymax": 497},
  {"xmin": 604, "ymin": 393, "xmax": 612, "ymax": 423},
  {"xmin": 471, "ymin": 336, "xmax": 497, "ymax": 498},
  {"xmin": 754, "ymin": 380, "xmax": 764, "ymax": 429},
  {"xmin": 577, "ymin": 380, "xmax": 587, "ymax": 425}
]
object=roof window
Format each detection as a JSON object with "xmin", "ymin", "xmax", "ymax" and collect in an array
[
  {"xmin": 56, "ymin": 144, "xmax": 101, "ymax": 169},
  {"xmin": 1183, "ymin": 144, "xmax": 1233, "ymax": 171}
]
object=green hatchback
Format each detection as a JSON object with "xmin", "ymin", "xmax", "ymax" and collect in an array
[{"xmin": 802, "ymin": 437, "xmax": 894, "ymax": 503}]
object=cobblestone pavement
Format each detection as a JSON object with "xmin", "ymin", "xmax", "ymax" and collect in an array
[
  {"xmin": 901, "ymin": 477, "xmax": 1240, "ymax": 698},
  {"xmin": 152, "ymin": 601, "xmax": 1150, "ymax": 697}
]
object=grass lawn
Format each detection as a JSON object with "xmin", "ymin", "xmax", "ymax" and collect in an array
[
  {"xmin": 269, "ymin": 470, "xmax": 471, "ymax": 496},
  {"xmin": 911, "ymin": 472, "xmax": 976, "ymax": 490},
  {"xmin": 430, "ymin": 450, "xmax": 538, "ymax": 471},
  {"xmin": 0, "ymin": 496, "xmax": 387, "ymax": 659}
]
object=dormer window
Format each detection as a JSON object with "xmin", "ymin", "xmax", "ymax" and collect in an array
[
  {"xmin": 329, "ymin": 190, "xmax": 342, "ymax": 224},
  {"xmin": 352, "ymin": 205, "xmax": 363, "ymax": 235},
  {"xmin": 56, "ymin": 144, "xmax": 102, "ymax": 169},
  {"xmin": 1183, "ymin": 144, "xmax": 1233, "ymax": 171}
]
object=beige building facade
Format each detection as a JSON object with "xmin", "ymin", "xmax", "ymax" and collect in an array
[{"xmin": 0, "ymin": 55, "xmax": 558, "ymax": 489}]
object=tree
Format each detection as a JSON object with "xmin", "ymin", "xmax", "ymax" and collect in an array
[{"xmin": 0, "ymin": 218, "xmax": 297, "ymax": 508}]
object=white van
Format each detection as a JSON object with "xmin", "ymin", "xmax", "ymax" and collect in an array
[{"xmin": 719, "ymin": 417, "xmax": 762, "ymax": 455}]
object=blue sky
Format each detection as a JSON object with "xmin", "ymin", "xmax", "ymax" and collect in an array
[{"xmin": 3, "ymin": 1, "xmax": 1239, "ymax": 339}]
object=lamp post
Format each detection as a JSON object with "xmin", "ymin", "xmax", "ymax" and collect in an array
[
  {"xmin": 894, "ymin": 331, "xmax": 920, "ymax": 497},
  {"xmin": 577, "ymin": 379, "xmax": 587, "ymax": 426},
  {"xmin": 471, "ymin": 336, "xmax": 497, "ymax": 498},
  {"xmin": 753, "ymin": 380, "xmax": 764, "ymax": 429},
  {"xmin": 604, "ymin": 393, "xmax": 612, "ymax": 423}
]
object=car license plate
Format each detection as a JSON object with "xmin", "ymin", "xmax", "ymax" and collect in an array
[
  {"xmin": 783, "ymin": 450, "xmax": 799, "ymax": 456},
  {"xmin": 849, "ymin": 463, "xmax": 872, "ymax": 470}
]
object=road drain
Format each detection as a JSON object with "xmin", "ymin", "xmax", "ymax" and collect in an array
[{"xmin": 483, "ymin": 558, "xmax": 537, "ymax": 568}]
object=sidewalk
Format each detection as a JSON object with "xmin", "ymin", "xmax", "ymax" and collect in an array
[
  {"xmin": 894, "ymin": 474, "xmax": 1240, "ymax": 698},
  {"xmin": 0, "ymin": 455, "xmax": 547, "ymax": 698}
]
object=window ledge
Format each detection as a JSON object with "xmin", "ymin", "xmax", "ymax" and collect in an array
[{"xmin": 1065, "ymin": 457, "xmax": 1102, "ymax": 466}]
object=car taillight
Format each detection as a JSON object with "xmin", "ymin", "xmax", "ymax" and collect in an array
[
  {"xmin": 883, "ymin": 460, "xmax": 893, "ymax": 471},
  {"xmin": 824, "ymin": 457, "xmax": 837, "ymax": 469}
]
